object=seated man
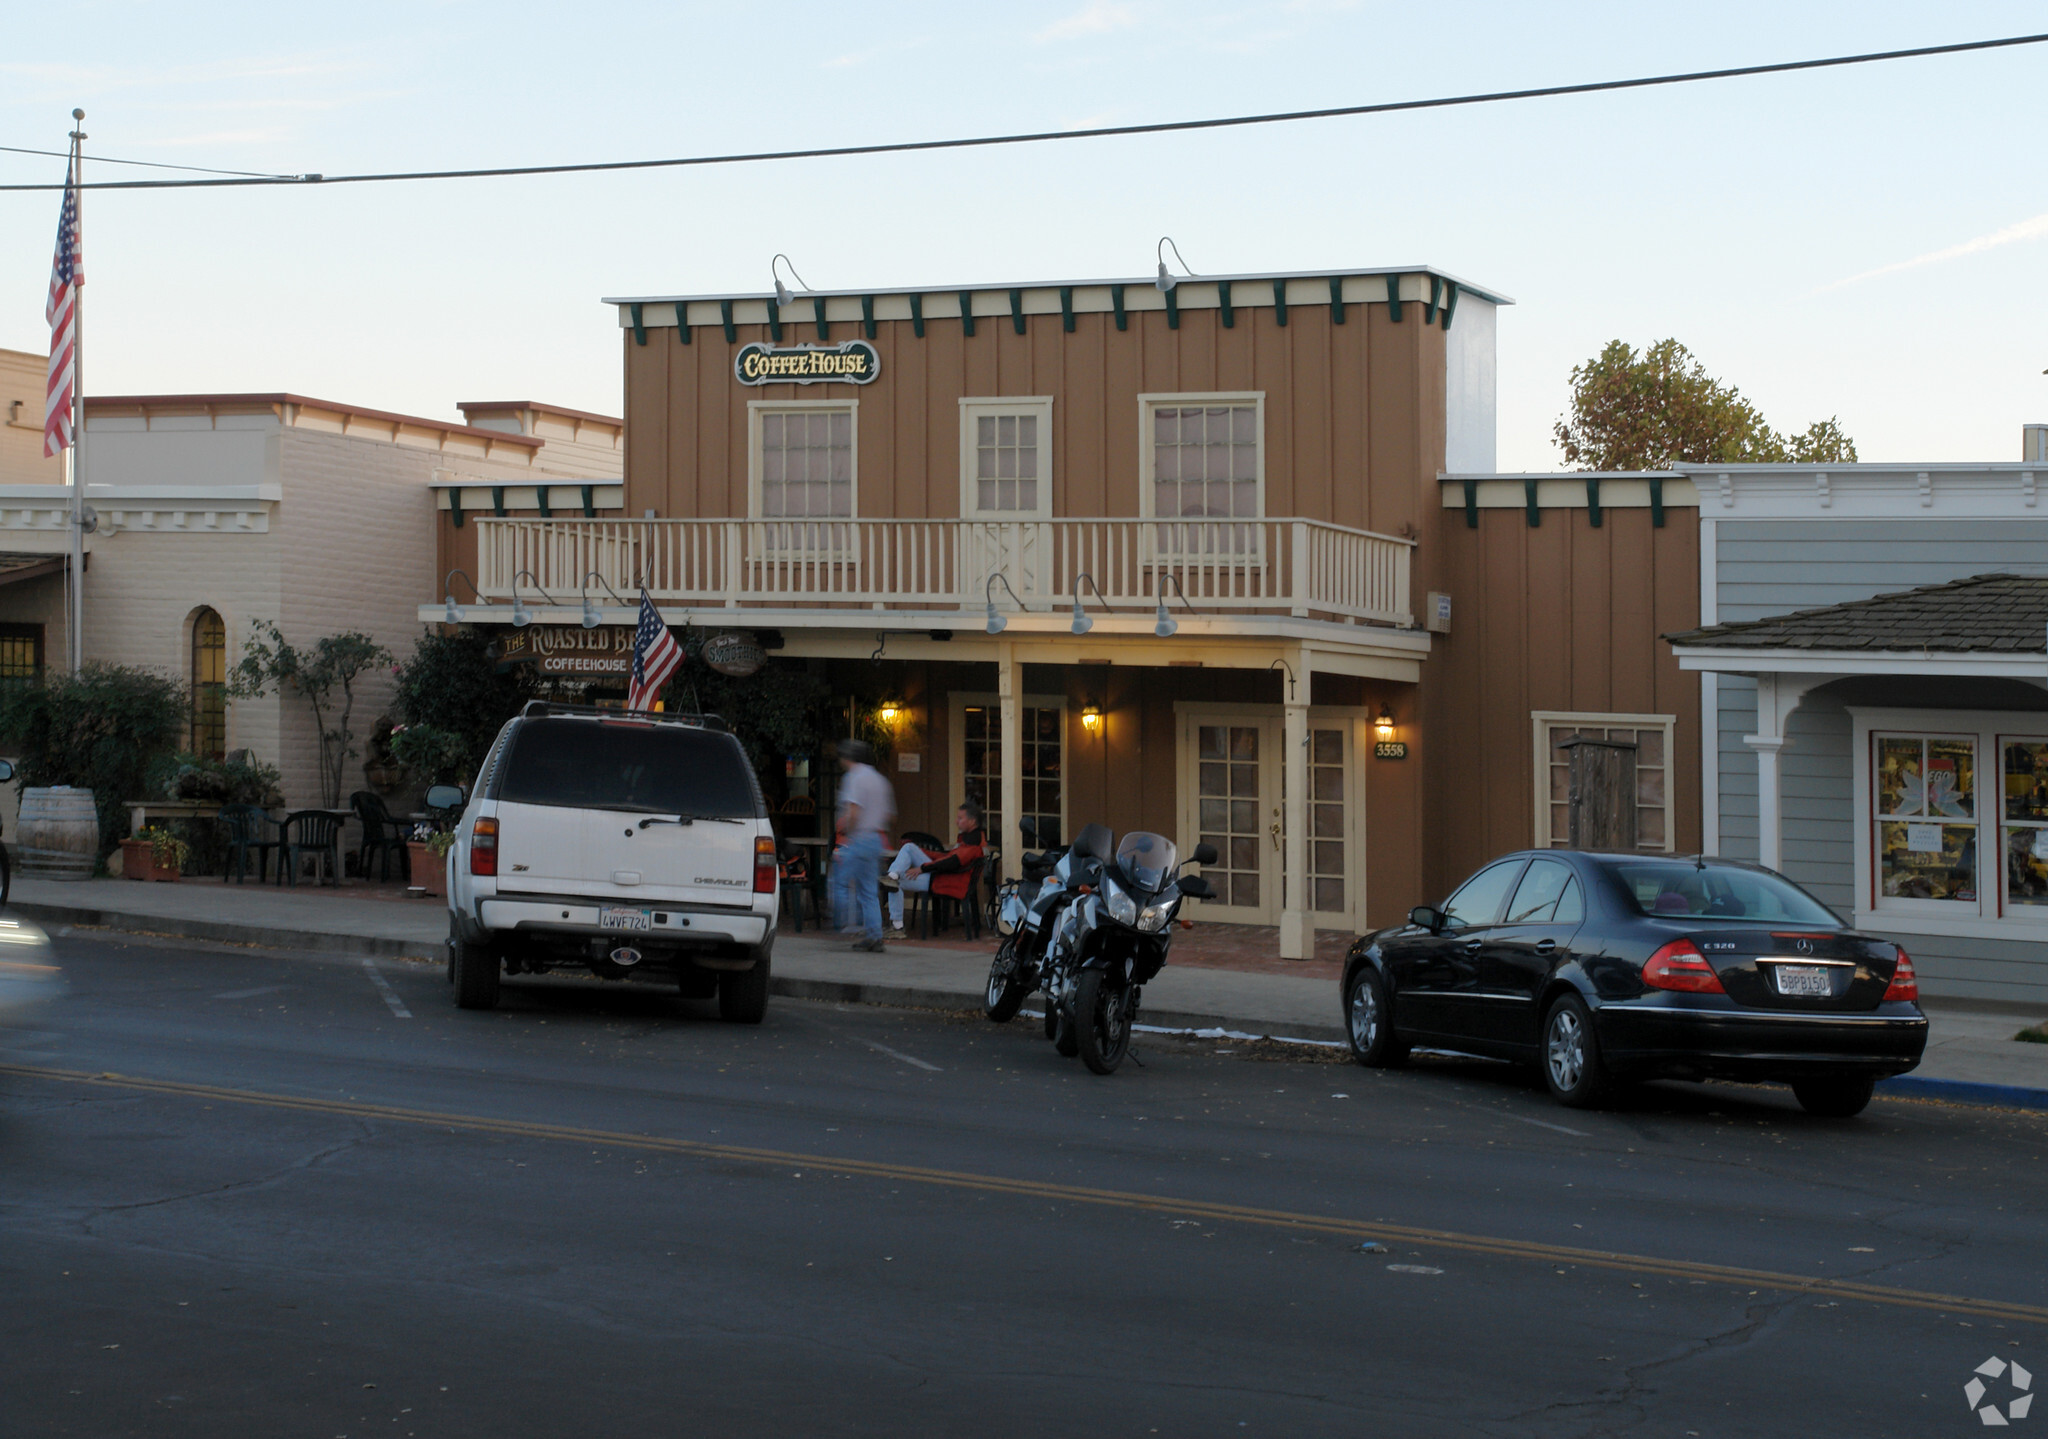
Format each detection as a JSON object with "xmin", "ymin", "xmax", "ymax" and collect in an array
[{"xmin": 882, "ymin": 801, "xmax": 987, "ymax": 934}]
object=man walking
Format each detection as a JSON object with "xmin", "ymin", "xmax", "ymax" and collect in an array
[{"xmin": 831, "ymin": 738, "xmax": 894, "ymax": 952}]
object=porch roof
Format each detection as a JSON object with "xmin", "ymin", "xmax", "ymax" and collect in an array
[{"xmin": 1667, "ymin": 572, "xmax": 2048, "ymax": 678}]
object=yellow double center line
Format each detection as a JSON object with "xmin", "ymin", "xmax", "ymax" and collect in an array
[{"xmin": 8, "ymin": 1059, "xmax": 2041, "ymax": 1328}]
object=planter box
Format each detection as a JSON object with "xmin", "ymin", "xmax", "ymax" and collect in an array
[
  {"xmin": 407, "ymin": 841, "xmax": 447, "ymax": 898},
  {"xmin": 119, "ymin": 838, "xmax": 181, "ymax": 882}
]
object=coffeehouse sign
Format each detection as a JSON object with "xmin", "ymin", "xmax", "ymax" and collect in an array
[
  {"xmin": 497, "ymin": 625, "xmax": 635, "ymax": 677},
  {"xmin": 734, "ymin": 339, "xmax": 880, "ymax": 386}
]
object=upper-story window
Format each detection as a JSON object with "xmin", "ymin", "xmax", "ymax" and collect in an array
[
  {"xmin": 1141, "ymin": 393, "xmax": 1263, "ymax": 520},
  {"xmin": 959, "ymin": 398, "xmax": 1052, "ymax": 519},
  {"xmin": 751, "ymin": 401, "xmax": 855, "ymax": 519}
]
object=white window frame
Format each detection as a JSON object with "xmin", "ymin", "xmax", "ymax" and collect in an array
[
  {"xmin": 949, "ymin": 691, "xmax": 1067, "ymax": 848},
  {"xmin": 958, "ymin": 397, "xmax": 1054, "ymax": 520},
  {"xmin": 1137, "ymin": 391, "xmax": 1265, "ymax": 521},
  {"xmin": 747, "ymin": 398, "xmax": 858, "ymax": 520},
  {"xmin": 1850, "ymin": 706, "xmax": 2048, "ymax": 942},
  {"xmin": 1530, "ymin": 710, "xmax": 1678, "ymax": 852}
]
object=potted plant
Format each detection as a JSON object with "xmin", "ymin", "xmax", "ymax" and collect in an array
[
  {"xmin": 120, "ymin": 825, "xmax": 190, "ymax": 882},
  {"xmin": 407, "ymin": 829, "xmax": 456, "ymax": 898}
]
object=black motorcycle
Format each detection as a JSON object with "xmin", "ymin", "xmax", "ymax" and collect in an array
[{"xmin": 985, "ymin": 823, "xmax": 1214, "ymax": 1075}]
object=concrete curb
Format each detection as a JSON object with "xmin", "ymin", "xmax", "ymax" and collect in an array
[
  {"xmin": 1877, "ymin": 1075, "xmax": 2048, "ymax": 1112},
  {"xmin": 12, "ymin": 901, "xmax": 442, "ymax": 961}
]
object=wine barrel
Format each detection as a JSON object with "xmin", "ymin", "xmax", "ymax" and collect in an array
[{"xmin": 16, "ymin": 786, "xmax": 99, "ymax": 880}]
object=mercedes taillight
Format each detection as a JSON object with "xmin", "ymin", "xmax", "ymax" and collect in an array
[
  {"xmin": 1641, "ymin": 938, "xmax": 1726, "ymax": 994},
  {"xmin": 1882, "ymin": 948, "xmax": 1919, "ymax": 1003}
]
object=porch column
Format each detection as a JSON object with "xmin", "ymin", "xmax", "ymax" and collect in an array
[
  {"xmin": 1279, "ymin": 647, "xmax": 1310, "ymax": 960},
  {"xmin": 1742, "ymin": 671, "xmax": 1827, "ymax": 873},
  {"xmin": 998, "ymin": 640, "xmax": 1022, "ymax": 882}
]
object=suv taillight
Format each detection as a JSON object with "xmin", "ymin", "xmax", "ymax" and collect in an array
[
  {"xmin": 470, "ymin": 817, "xmax": 499, "ymax": 877},
  {"xmin": 1642, "ymin": 938, "xmax": 1725, "ymax": 994},
  {"xmin": 1883, "ymin": 948, "xmax": 1919, "ymax": 1003},
  {"xmin": 754, "ymin": 836, "xmax": 777, "ymax": 895}
]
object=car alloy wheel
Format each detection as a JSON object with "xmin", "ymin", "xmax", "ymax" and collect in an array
[
  {"xmin": 1350, "ymin": 978, "xmax": 1381, "ymax": 1053},
  {"xmin": 1546, "ymin": 1006, "xmax": 1586, "ymax": 1092}
]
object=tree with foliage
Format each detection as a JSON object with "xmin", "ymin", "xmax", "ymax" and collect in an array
[
  {"xmin": 0, "ymin": 664, "xmax": 188, "ymax": 854},
  {"xmin": 391, "ymin": 628, "xmax": 533, "ymax": 783},
  {"xmin": 661, "ymin": 634, "xmax": 831, "ymax": 776},
  {"xmin": 1553, "ymin": 339, "xmax": 1858, "ymax": 471},
  {"xmin": 230, "ymin": 621, "xmax": 392, "ymax": 807}
]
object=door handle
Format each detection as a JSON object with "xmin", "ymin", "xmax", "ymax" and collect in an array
[
  {"xmin": 1534, "ymin": 939, "xmax": 1557, "ymax": 954},
  {"xmin": 1269, "ymin": 821, "xmax": 1282, "ymax": 852},
  {"xmin": 1461, "ymin": 939, "xmax": 1482, "ymax": 953}
]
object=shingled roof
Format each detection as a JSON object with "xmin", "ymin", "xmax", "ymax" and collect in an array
[{"xmin": 1665, "ymin": 573, "xmax": 2048, "ymax": 652}]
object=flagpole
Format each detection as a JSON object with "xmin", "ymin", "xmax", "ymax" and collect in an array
[{"xmin": 66, "ymin": 108, "xmax": 85, "ymax": 675}]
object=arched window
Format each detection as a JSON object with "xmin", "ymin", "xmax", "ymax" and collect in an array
[{"xmin": 190, "ymin": 608, "xmax": 226, "ymax": 760}]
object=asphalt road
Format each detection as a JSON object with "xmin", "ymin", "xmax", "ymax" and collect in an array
[{"xmin": 2, "ymin": 929, "xmax": 2043, "ymax": 1438}]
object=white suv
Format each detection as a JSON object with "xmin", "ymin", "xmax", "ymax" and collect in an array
[{"xmin": 445, "ymin": 702, "xmax": 779, "ymax": 1022}]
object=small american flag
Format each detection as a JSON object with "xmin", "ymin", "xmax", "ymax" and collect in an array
[
  {"xmin": 45, "ymin": 156, "xmax": 82, "ymax": 459},
  {"xmin": 626, "ymin": 588, "xmax": 682, "ymax": 712}
]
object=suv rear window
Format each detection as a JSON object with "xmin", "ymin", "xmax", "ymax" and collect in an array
[{"xmin": 497, "ymin": 718, "xmax": 762, "ymax": 818}]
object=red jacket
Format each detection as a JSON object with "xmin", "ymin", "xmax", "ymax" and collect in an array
[{"xmin": 921, "ymin": 829, "xmax": 986, "ymax": 900}]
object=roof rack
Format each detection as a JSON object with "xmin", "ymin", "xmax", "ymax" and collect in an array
[{"xmin": 518, "ymin": 699, "xmax": 729, "ymax": 733}]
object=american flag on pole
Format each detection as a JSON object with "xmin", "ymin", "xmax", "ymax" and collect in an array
[
  {"xmin": 45, "ymin": 156, "xmax": 82, "ymax": 459},
  {"xmin": 626, "ymin": 588, "xmax": 683, "ymax": 712}
]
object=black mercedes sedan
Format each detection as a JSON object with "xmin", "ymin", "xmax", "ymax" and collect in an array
[{"xmin": 1341, "ymin": 851, "xmax": 1927, "ymax": 1116}]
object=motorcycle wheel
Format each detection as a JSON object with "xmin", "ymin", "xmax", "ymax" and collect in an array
[
  {"xmin": 1073, "ymin": 969, "xmax": 1132, "ymax": 1075},
  {"xmin": 984, "ymin": 935, "xmax": 1028, "ymax": 1023}
]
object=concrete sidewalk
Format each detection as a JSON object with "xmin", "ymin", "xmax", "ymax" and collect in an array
[{"xmin": 13, "ymin": 875, "xmax": 2048, "ymax": 1105}]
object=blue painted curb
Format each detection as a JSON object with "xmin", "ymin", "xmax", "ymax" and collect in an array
[{"xmin": 1877, "ymin": 1075, "xmax": 2048, "ymax": 1111}]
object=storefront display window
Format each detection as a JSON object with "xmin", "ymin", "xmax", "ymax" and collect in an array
[
  {"xmin": 2002, "ymin": 739, "xmax": 2048, "ymax": 908},
  {"xmin": 1873, "ymin": 733, "xmax": 1976, "ymax": 903}
]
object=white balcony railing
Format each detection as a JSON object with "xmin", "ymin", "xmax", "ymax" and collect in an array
[{"xmin": 475, "ymin": 516, "xmax": 1413, "ymax": 628}]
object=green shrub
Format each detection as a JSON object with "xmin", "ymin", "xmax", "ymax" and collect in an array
[
  {"xmin": 393, "ymin": 629, "xmax": 532, "ymax": 784},
  {"xmin": 0, "ymin": 664, "xmax": 189, "ymax": 853},
  {"xmin": 388, "ymin": 723, "xmax": 471, "ymax": 785},
  {"xmin": 158, "ymin": 752, "xmax": 283, "ymax": 806}
]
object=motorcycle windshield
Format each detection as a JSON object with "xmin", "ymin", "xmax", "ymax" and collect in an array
[{"xmin": 1116, "ymin": 832, "xmax": 1177, "ymax": 892}]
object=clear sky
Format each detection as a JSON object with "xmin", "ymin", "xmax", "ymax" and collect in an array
[{"xmin": 2, "ymin": 1, "xmax": 2043, "ymax": 471}]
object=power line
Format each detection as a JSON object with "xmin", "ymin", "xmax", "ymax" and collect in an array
[
  {"xmin": 2, "ymin": 30, "xmax": 2041, "ymax": 193},
  {"xmin": 0, "ymin": 141, "xmax": 297, "ymax": 180}
]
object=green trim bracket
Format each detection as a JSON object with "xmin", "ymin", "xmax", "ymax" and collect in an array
[
  {"xmin": 1060, "ymin": 286, "xmax": 1075, "ymax": 332},
  {"xmin": 448, "ymin": 488, "xmax": 464, "ymax": 528},
  {"xmin": 1218, "ymin": 280, "xmax": 1234, "ymax": 328},
  {"xmin": 861, "ymin": 295, "xmax": 876, "ymax": 340},
  {"xmin": 630, "ymin": 303, "xmax": 646, "ymax": 346},
  {"xmin": 1165, "ymin": 285, "xmax": 1180, "ymax": 329},
  {"xmin": 1524, "ymin": 478, "xmax": 1540, "ymax": 527},
  {"xmin": 958, "ymin": 291, "xmax": 976, "ymax": 337},
  {"xmin": 1329, "ymin": 276, "xmax": 1346, "ymax": 324},
  {"xmin": 1272, "ymin": 278, "xmax": 1288, "ymax": 327},
  {"xmin": 1010, "ymin": 289, "xmax": 1026, "ymax": 335},
  {"xmin": 491, "ymin": 486, "xmax": 507, "ymax": 518},
  {"xmin": 1650, "ymin": 476, "xmax": 1666, "ymax": 527},
  {"xmin": 1585, "ymin": 476, "xmax": 1602, "ymax": 527},
  {"xmin": 814, "ymin": 297, "xmax": 829, "ymax": 341},
  {"xmin": 910, "ymin": 293, "xmax": 925, "ymax": 337},
  {"xmin": 1385, "ymin": 274, "xmax": 1403, "ymax": 322},
  {"xmin": 536, "ymin": 485, "xmax": 552, "ymax": 519},
  {"xmin": 1463, "ymin": 478, "xmax": 1479, "ymax": 529},
  {"xmin": 674, "ymin": 303, "xmax": 690, "ymax": 343},
  {"xmin": 766, "ymin": 298, "xmax": 782, "ymax": 342},
  {"xmin": 1441, "ymin": 281, "xmax": 1459, "ymax": 331},
  {"xmin": 1112, "ymin": 285, "xmax": 1127, "ymax": 331},
  {"xmin": 580, "ymin": 484, "xmax": 596, "ymax": 518},
  {"xmin": 1424, "ymin": 276, "xmax": 1442, "ymax": 325},
  {"xmin": 720, "ymin": 300, "xmax": 737, "ymax": 344}
]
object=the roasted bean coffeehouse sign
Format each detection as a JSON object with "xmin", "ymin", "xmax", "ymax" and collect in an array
[
  {"xmin": 497, "ymin": 626, "xmax": 634, "ymax": 676},
  {"xmin": 734, "ymin": 339, "xmax": 880, "ymax": 386}
]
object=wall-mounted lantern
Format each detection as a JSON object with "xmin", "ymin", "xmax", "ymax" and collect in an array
[
  {"xmin": 878, "ymin": 701, "xmax": 901, "ymax": 726},
  {"xmin": 1375, "ymin": 705, "xmax": 1396, "ymax": 743},
  {"xmin": 1081, "ymin": 703, "xmax": 1103, "ymax": 737}
]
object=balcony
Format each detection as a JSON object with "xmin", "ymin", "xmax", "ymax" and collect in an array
[{"xmin": 473, "ymin": 516, "xmax": 1414, "ymax": 629}]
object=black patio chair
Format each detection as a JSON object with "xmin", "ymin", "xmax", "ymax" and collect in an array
[
  {"xmin": 218, "ymin": 804, "xmax": 280, "ymax": 884},
  {"xmin": 350, "ymin": 790, "xmax": 410, "ymax": 883},
  {"xmin": 276, "ymin": 810, "xmax": 345, "ymax": 887}
]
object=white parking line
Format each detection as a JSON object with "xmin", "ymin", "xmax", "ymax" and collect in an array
[
  {"xmin": 213, "ymin": 986, "xmax": 285, "ymax": 1001},
  {"xmin": 361, "ymin": 960, "xmax": 412, "ymax": 1019},
  {"xmin": 860, "ymin": 1038, "xmax": 940, "ymax": 1072},
  {"xmin": 1504, "ymin": 1112, "xmax": 1588, "ymax": 1138}
]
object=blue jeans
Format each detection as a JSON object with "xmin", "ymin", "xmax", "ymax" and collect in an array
[{"xmin": 832, "ymin": 830, "xmax": 886, "ymax": 942}]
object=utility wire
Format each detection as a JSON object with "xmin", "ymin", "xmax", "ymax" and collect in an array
[
  {"xmin": 1, "ymin": 30, "xmax": 2041, "ymax": 193},
  {"xmin": 0, "ymin": 141, "xmax": 297, "ymax": 180}
]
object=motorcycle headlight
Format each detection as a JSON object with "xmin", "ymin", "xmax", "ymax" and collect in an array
[
  {"xmin": 1137, "ymin": 894, "xmax": 1180, "ymax": 933},
  {"xmin": 1103, "ymin": 878, "xmax": 1138, "ymax": 927}
]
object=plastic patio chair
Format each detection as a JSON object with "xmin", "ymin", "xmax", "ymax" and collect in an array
[
  {"xmin": 218, "ymin": 804, "xmax": 280, "ymax": 884},
  {"xmin": 277, "ymin": 810, "xmax": 345, "ymax": 887},
  {"xmin": 350, "ymin": 790, "xmax": 409, "ymax": 883}
]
